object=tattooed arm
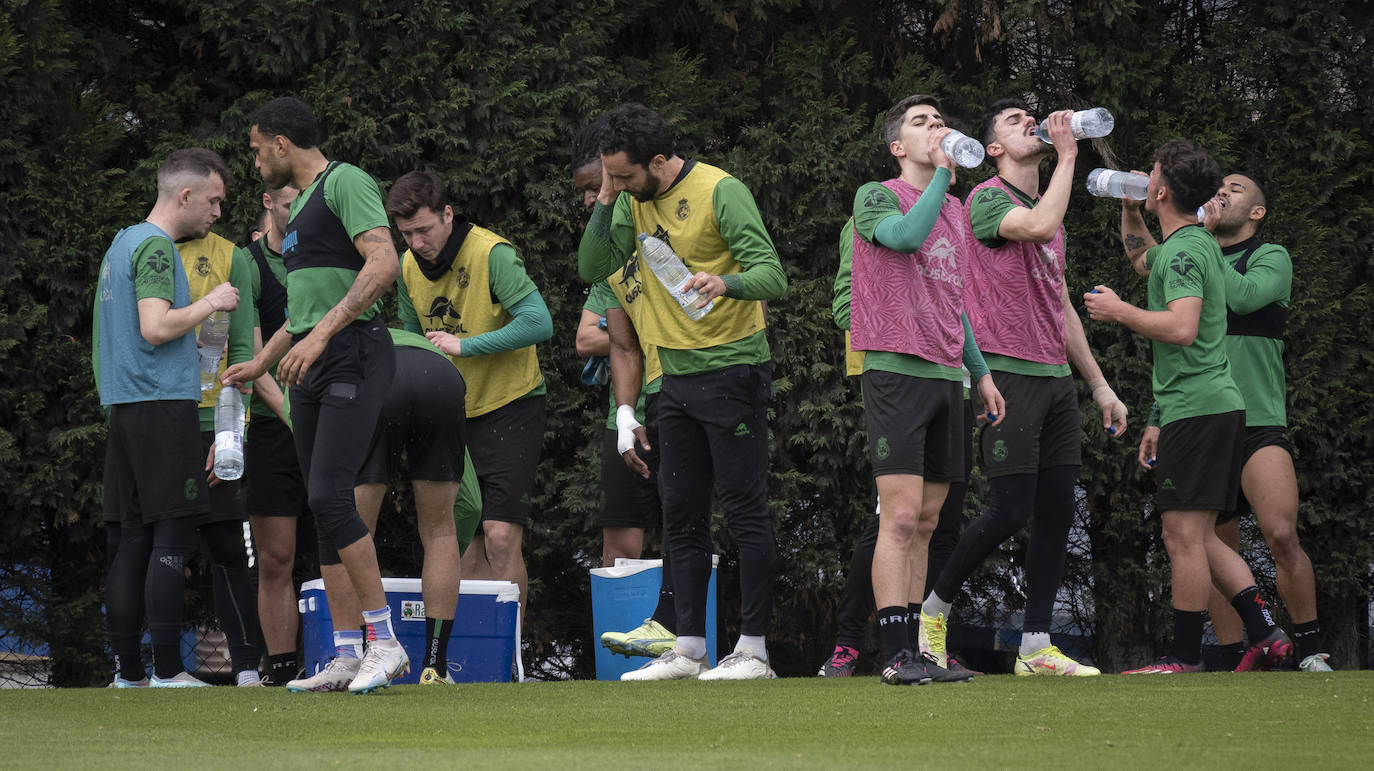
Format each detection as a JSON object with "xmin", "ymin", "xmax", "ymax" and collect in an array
[
  {"xmin": 275, "ymin": 226, "xmax": 400, "ymax": 386},
  {"xmin": 1121, "ymin": 190, "xmax": 1157, "ymax": 276}
]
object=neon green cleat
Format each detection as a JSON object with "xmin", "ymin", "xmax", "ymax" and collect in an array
[
  {"xmin": 600, "ymin": 618, "xmax": 676, "ymax": 658},
  {"xmin": 1015, "ymin": 645, "xmax": 1100, "ymax": 676},
  {"xmin": 917, "ymin": 610, "xmax": 948, "ymax": 668}
]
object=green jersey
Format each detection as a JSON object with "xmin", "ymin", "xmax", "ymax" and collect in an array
[
  {"xmin": 1146, "ymin": 225, "xmax": 1245, "ymax": 425},
  {"xmin": 1222, "ymin": 239, "xmax": 1291, "ymax": 428}
]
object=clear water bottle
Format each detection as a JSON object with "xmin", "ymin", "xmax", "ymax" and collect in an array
[
  {"xmin": 939, "ymin": 129, "xmax": 985, "ymax": 168},
  {"xmin": 213, "ymin": 386, "xmax": 245, "ymax": 481},
  {"xmin": 636, "ymin": 234, "xmax": 714, "ymax": 321},
  {"xmin": 198, "ymin": 310, "xmax": 231, "ymax": 392},
  {"xmin": 1086, "ymin": 168, "xmax": 1149, "ymax": 200},
  {"xmin": 1036, "ymin": 107, "xmax": 1115, "ymax": 145}
]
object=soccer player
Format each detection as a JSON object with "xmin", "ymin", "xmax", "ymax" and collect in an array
[
  {"xmin": 242, "ymin": 181, "xmax": 316, "ymax": 686},
  {"xmin": 1131, "ymin": 173, "xmax": 1331, "ymax": 671},
  {"xmin": 817, "ymin": 221, "xmax": 978, "ymax": 678},
  {"xmin": 308, "ymin": 328, "xmax": 469, "ymax": 688},
  {"xmin": 1084, "ymin": 139, "xmax": 1291, "ymax": 674},
  {"xmin": 571, "ymin": 119, "xmax": 677, "ymax": 659},
  {"xmin": 96, "ymin": 148, "xmax": 240, "ymax": 687},
  {"xmin": 176, "ymin": 221, "xmax": 263, "ymax": 686},
  {"xmin": 919, "ymin": 99, "xmax": 1128, "ymax": 678},
  {"xmin": 579, "ymin": 102, "xmax": 786, "ymax": 680},
  {"xmin": 386, "ymin": 170, "xmax": 553, "ymax": 626},
  {"xmin": 844, "ymin": 94, "xmax": 1003, "ymax": 685},
  {"xmin": 225, "ymin": 97, "xmax": 408, "ymax": 694}
]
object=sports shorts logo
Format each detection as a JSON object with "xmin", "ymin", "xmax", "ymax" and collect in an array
[
  {"xmin": 875, "ymin": 436, "xmax": 891, "ymax": 460},
  {"xmin": 734, "ymin": 422, "xmax": 750, "ymax": 437},
  {"xmin": 991, "ymin": 439, "xmax": 1008, "ymax": 463},
  {"xmin": 184, "ymin": 478, "xmax": 199, "ymax": 500},
  {"xmin": 1160, "ymin": 477, "xmax": 1177, "ymax": 491}
]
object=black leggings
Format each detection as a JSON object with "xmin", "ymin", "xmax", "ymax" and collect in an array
[
  {"xmin": 106, "ymin": 517, "xmax": 196, "ymax": 679},
  {"xmin": 930, "ymin": 465, "xmax": 1079, "ymax": 633},
  {"xmin": 200, "ymin": 519, "xmax": 261, "ymax": 674}
]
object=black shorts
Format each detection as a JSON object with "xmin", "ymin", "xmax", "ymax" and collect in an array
[
  {"xmin": 1217, "ymin": 426, "xmax": 1294, "ymax": 525},
  {"xmin": 600, "ymin": 393, "xmax": 661, "ymax": 529},
  {"xmin": 357, "ymin": 346, "xmax": 467, "ymax": 485},
  {"xmin": 861, "ymin": 370, "xmax": 964, "ymax": 483},
  {"xmin": 245, "ymin": 412, "xmax": 308, "ymax": 518},
  {"xmin": 975, "ymin": 372, "xmax": 1081, "ymax": 477},
  {"xmin": 1155, "ymin": 410, "xmax": 1245, "ymax": 513},
  {"xmin": 102, "ymin": 401, "xmax": 211, "ymax": 524},
  {"xmin": 198, "ymin": 429, "xmax": 248, "ymax": 525},
  {"xmin": 467, "ymin": 394, "xmax": 546, "ymax": 525}
]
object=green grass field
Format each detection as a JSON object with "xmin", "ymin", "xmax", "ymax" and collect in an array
[{"xmin": 3, "ymin": 672, "xmax": 1371, "ymax": 768}]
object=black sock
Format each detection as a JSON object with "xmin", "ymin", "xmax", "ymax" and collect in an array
[
  {"xmin": 267, "ymin": 653, "xmax": 298, "ymax": 683},
  {"xmin": 877, "ymin": 606, "xmax": 909, "ymax": 661},
  {"xmin": 1292, "ymin": 620, "xmax": 1325, "ymax": 660},
  {"xmin": 907, "ymin": 603, "xmax": 923, "ymax": 650},
  {"xmin": 1230, "ymin": 586, "xmax": 1277, "ymax": 643},
  {"xmin": 1169, "ymin": 609, "xmax": 1205, "ymax": 665},
  {"xmin": 153, "ymin": 644, "xmax": 183, "ymax": 679},
  {"xmin": 1218, "ymin": 642, "xmax": 1245, "ymax": 671},
  {"xmin": 115, "ymin": 653, "xmax": 147, "ymax": 683},
  {"xmin": 425, "ymin": 617, "xmax": 454, "ymax": 670}
]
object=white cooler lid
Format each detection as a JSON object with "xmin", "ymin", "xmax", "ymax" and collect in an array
[
  {"xmin": 590, "ymin": 555, "xmax": 717, "ymax": 579},
  {"xmin": 300, "ymin": 577, "xmax": 519, "ymax": 603}
]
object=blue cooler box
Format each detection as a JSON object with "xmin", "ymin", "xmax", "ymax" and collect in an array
[
  {"xmin": 589, "ymin": 557, "xmax": 717, "ymax": 680},
  {"xmin": 300, "ymin": 577, "xmax": 520, "ymax": 683}
]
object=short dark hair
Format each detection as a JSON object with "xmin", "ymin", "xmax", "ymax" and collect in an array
[
  {"xmin": 385, "ymin": 171, "xmax": 449, "ymax": 220},
  {"xmin": 1155, "ymin": 138, "xmax": 1222, "ymax": 213},
  {"xmin": 978, "ymin": 98, "xmax": 1030, "ymax": 147},
  {"xmin": 250, "ymin": 97, "xmax": 320, "ymax": 149},
  {"xmin": 883, "ymin": 94, "xmax": 942, "ymax": 144},
  {"xmin": 1229, "ymin": 171, "xmax": 1269, "ymax": 210},
  {"xmin": 157, "ymin": 148, "xmax": 232, "ymax": 194},
  {"xmin": 571, "ymin": 116, "xmax": 608, "ymax": 173},
  {"xmin": 599, "ymin": 103, "xmax": 674, "ymax": 168}
]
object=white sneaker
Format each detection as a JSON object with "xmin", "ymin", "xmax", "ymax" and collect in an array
[
  {"xmin": 149, "ymin": 671, "xmax": 212, "ymax": 688},
  {"xmin": 285, "ymin": 657, "xmax": 361, "ymax": 693},
  {"xmin": 348, "ymin": 641, "xmax": 410, "ymax": 694},
  {"xmin": 620, "ymin": 649, "xmax": 708, "ymax": 681},
  {"xmin": 698, "ymin": 649, "xmax": 777, "ymax": 681},
  {"xmin": 108, "ymin": 675, "xmax": 149, "ymax": 688},
  {"xmin": 1299, "ymin": 653, "xmax": 1334, "ymax": 672}
]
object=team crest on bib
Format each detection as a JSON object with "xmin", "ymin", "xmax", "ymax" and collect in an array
[
  {"xmin": 676, "ymin": 198, "xmax": 690, "ymax": 220},
  {"xmin": 195, "ymin": 255, "xmax": 212, "ymax": 277},
  {"xmin": 455, "ymin": 265, "xmax": 471, "ymax": 288}
]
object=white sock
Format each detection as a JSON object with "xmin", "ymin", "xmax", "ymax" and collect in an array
[
  {"xmin": 1020, "ymin": 632, "xmax": 1051, "ymax": 656},
  {"xmin": 923, "ymin": 593, "xmax": 952, "ymax": 619},
  {"xmin": 735, "ymin": 635, "xmax": 767, "ymax": 661},
  {"xmin": 236, "ymin": 670, "xmax": 262, "ymax": 686},
  {"xmin": 675, "ymin": 635, "xmax": 707, "ymax": 660}
]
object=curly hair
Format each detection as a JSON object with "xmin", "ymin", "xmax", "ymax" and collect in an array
[
  {"xmin": 1155, "ymin": 138, "xmax": 1222, "ymax": 213},
  {"xmin": 599, "ymin": 103, "xmax": 674, "ymax": 168}
]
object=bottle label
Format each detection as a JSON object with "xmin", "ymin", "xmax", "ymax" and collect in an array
[
  {"xmin": 214, "ymin": 430, "xmax": 239, "ymax": 454},
  {"xmin": 1070, "ymin": 112, "xmax": 1086, "ymax": 137}
]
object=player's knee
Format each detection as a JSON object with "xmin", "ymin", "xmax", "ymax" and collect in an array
[{"xmin": 1265, "ymin": 522, "xmax": 1303, "ymax": 563}]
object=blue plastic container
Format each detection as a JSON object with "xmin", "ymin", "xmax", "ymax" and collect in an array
[
  {"xmin": 299, "ymin": 577, "xmax": 520, "ymax": 683},
  {"xmin": 589, "ymin": 557, "xmax": 716, "ymax": 680}
]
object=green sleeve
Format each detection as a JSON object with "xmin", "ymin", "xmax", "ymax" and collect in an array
[
  {"xmin": 396, "ymin": 262, "xmax": 422, "ymax": 334},
  {"xmin": 713, "ymin": 177, "xmax": 787, "ymax": 301},
  {"xmin": 577, "ymin": 196, "xmax": 637, "ymax": 283},
  {"xmin": 460, "ymin": 290, "xmax": 553, "ymax": 357},
  {"xmin": 584, "ymin": 280, "xmax": 619, "ymax": 315},
  {"xmin": 1163, "ymin": 245, "xmax": 1207, "ymax": 303},
  {"xmin": 324, "ymin": 163, "xmax": 390, "ymax": 239},
  {"xmin": 226, "ymin": 247, "xmax": 256, "ymax": 367},
  {"xmin": 487, "ymin": 243, "xmax": 538, "ymax": 308},
  {"xmin": 967, "ymin": 185, "xmax": 1019, "ymax": 247},
  {"xmin": 832, "ymin": 219, "xmax": 854, "ymax": 331},
  {"xmin": 1224, "ymin": 244, "xmax": 1292, "ymax": 314},
  {"xmin": 131, "ymin": 237, "xmax": 178, "ymax": 302},
  {"xmin": 961, "ymin": 312, "xmax": 990, "ymax": 380},
  {"xmin": 866, "ymin": 167, "xmax": 951, "ymax": 252},
  {"xmin": 852, "ymin": 183, "xmax": 900, "ymax": 245}
]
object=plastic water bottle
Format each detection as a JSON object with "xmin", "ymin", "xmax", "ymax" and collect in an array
[
  {"xmin": 940, "ymin": 129, "xmax": 985, "ymax": 168},
  {"xmin": 636, "ymin": 234, "xmax": 714, "ymax": 321},
  {"xmin": 1036, "ymin": 107, "xmax": 1115, "ymax": 145},
  {"xmin": 198, "ymin": 310, "xmax": 231, "ymax": 392},
  {"xmin": 1086, "ymin": 168, "xmax": 1149, "ymax": 200},
  {"xmin": 1196, "ymin": 206, "xmax": 1208, "ymax": 224},
  {"xmin": 213, "ymin": 386, "xmax": 245, "ymax": 481}
]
